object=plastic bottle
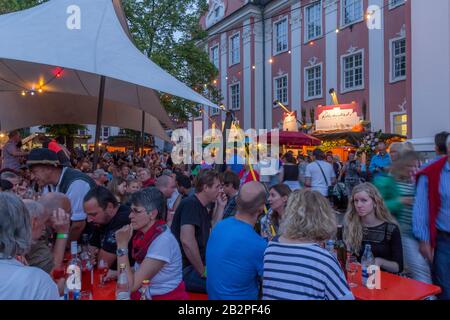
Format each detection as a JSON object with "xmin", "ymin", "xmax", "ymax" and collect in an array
[
  {"xmin": 139, "ymin": 280, "xmax": 152, "ymax": 300},
  {"xmin": 116, "ymin": 264, "xmax": 130, "ymax": 300},
  {"xmin": 361, "ymin": 244, "xmax": 375, "ymax": 287}
]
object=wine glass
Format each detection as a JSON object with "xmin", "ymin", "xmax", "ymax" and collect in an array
[
  {"xmin": 98, "ymin": 259, "xmax": 109, "ymax": 288},
  {"xmin": 346, "ymin": 255, "xmax": 359, "ymax": 288}
]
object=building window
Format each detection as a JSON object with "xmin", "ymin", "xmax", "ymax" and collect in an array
[
  {"xmin": 230, "ymin": 83, "xmax": 240, "ymax": 110},
  {"xmin": 389, "ymin": 0, "xmax": 405, "ymax": 10},
  {"xmin": 118, "ymin": 128, "xmax": 126, "ymax": 135},
  {"xmin": 305, "ymin": 64, "xmax": 322, "ymax": 100},
  {"xmin": 390, "ymin": 38, "xmax": 406, "ymax": 82},
  {"xmin": 229, "ymin": 33, "xmax": 240, "ymax": 66},
  {"xmin": 102, "ymin": 127, "xmax": 110, "ymax": 138},
  {"xmin": 341, "ymin": 0, "xmax": 363, "ymax": 27},
  {"xmin": 210, "ymin": 45, "xmax": 219, "ymax": 69},
  {"xmin": 341, "ymin": 51, "xmax": 364, "ymax": 92},
  {"xmin": 305, "ymin": 2, "xmax": 322, "ymax": 42},
  {"xmin": 274, "ymin": 18, "xmax": 288, "ymax": 54},
  {"xmin": 274, "ymin": 75, "xmax": 288, "ymax": 105},
  {"xmin": 393, "ymin": 113, "xmax": 407, "ymax": 136},
  {"xmin": 78, "ymin": 129, "xmax": 87, "ymax": 136}
]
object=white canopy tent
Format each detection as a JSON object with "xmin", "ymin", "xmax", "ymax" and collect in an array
[
  {"xmin": 0, "ymin": 0, "xmax": 218, "ymax": 164},
  {"xmin": 0, "ymin": 92, "xmax": 171, "ymax": 142}
]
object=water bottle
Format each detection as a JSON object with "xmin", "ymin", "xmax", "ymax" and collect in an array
[
  {"xmin": 64, "ymin": 241, "xmax": 82, "ymax": 300},
  {"xmin": 116, "ymin": 264, "xmax": 130, "ymax": 300},
  {"xmin": 80, "ymin": 234, "xmax": 93, "ymax": 299},
  {"xmin": 325, "ymin": 240, "xmax": 336, "ymax": 259},
  {"xmin": 139, "ymin": 280, "xmax": 152, "ymax": 300},
  {"xmin": 361, "ymin": 244, "xmax": 375, "ymax": 287}
]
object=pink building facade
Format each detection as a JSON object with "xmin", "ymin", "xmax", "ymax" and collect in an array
[{"xmin": 187, "ymin": 0, "xmax": 450, "ymax": 149}]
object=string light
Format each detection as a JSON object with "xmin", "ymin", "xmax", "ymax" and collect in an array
[
  {"xmin": 213, "ymin": 79, "xmax": 217, "ymax": 84},
  {"xmin": 252, "ymin": 65, "xmax": 256, "ymax": 69},
  {"xmin": 335, "ymin": 28, "xmax": 340, "ymax": 33},
  {"xmin": 30, "ymin": 91, "xmax": 35, "ymax": 96},
  {"xmin": 21, "ymin": 91, "xmax": 26, "ymax": 96},
  {"xmin": 38, "ymin": 88, "xmax": 43, "ymax": 93},
  {"xmin": 268, "ymin": 58, "xmax": 273, "ymax": 64},
  {"xmin": 309, "ymin": 41, "xmax": 315, "ymax": 46},
  {"xmin": 288, "ymin": 50, "xmax": 291, "ymax": 54}
]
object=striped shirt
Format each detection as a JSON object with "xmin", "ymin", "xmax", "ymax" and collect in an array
[
  {"xmin": 395, "ymin": 180, "xmax": 416, "ymax": 236},
  {"xmin": 413, "ymin": 162, "xmax": 450, "ymax": 242},
  {"xmin": 262, "ymin": 240, "xmax": 354, "ymax": 300}
]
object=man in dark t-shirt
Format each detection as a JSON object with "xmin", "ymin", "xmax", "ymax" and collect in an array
[
  {"xmin": 83, "ymin": 186, "xmax": 132, "ymax": 271},
  {"xmin": 171, "ymin": 169, "xmax": 226, "ymax": 293}
]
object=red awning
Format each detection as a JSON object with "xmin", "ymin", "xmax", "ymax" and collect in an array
[{"xmin": 260, "ymin": 131, "xmax": 321, "ymax": 147}]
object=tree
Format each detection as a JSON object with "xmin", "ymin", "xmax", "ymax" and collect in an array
[
  {"xmin": 39, "ymin": 124, "xmax": 87, "ymax": 151},
  {"xmin": 0, "ymin": 0, "xmax": 47, "ymax": 14},
  {"xmin": 122, "ymin": 0, "xmax": 221, "ymax": 121}
]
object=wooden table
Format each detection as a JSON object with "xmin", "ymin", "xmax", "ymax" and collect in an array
[{"xmin": 350, "ymin": 267, "xmax": 441, "ymax": 300}]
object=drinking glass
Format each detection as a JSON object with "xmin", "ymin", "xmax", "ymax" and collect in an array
[
  {"xmin": 98, "ymin": 259, "xmax": 109, "ymax": 288},
  {"xmin": 346, "ymin": 255, "xmax": 359, "ymax": 288}
]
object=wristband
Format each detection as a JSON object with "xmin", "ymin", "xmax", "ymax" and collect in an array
[{"xmin": 56, "ymin": 233, "xmax": 68, "ymax": 239}]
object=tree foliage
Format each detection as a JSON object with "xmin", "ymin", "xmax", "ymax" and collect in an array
[
  {"xmin": 0, "ymin": 0, "xmax": 47, "ymax": 14},
  {"xmin": 122, "ymin": 0, "xmax": 220, "ymax": 121}
]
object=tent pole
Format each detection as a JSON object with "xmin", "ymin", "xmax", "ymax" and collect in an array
[
  {"xmin": 93, "ymin": 76, "xmax": 106, "ymax": 171},
  {"xmin": 141, "ymin": 110, "xmax": 145, "ymax": 156}
]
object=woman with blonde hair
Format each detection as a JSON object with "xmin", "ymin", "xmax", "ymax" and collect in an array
[
  {"xmin": 263, "ymin": 189, "xmax": 353, "ymax": 300},
  {"xmin": 344, "ymin": 183, "xmax": 403, "ymax": 274}
]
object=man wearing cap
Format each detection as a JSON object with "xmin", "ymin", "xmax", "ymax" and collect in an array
[
  {"xmin": 27, "ymin": 148, "xmax": 96, "ymax": 243},
  {"xmin": 92, "ymin": 169, "xmax": 109, "ymax": 186}
]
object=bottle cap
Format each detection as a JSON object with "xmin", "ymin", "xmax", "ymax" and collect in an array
[{"xmin": 142, "ymin": 280, "xmax": 150, "ymax": 285}]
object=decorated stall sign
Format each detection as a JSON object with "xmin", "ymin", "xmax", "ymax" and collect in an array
[
  {"xmin": 315, "ymin": 103, "xmax": 361, "ymax": 132},
  {"xmin": 283, "ymin": 111, "xmax": 298, "ymax": 132}
]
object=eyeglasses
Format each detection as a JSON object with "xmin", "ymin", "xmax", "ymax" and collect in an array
[{"xmin": 130, "ymin": 207, "xmax": 147, "ymax": 215}]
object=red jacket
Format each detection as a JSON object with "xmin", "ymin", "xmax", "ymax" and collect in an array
[
  {"xmin": 142, "ymin": 178, "xmax": 155, "ymax": 188},
  {"xmin": 416, "ymin": 156, "xmax": 448, "ymax": 248}
]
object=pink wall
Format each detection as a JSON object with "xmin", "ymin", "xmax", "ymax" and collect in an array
[
  {"xmin": 336, "ymin": 0, "xmax": 370, "ymax": 121},
  {"xmin": 271, "ymin": 8, "xmax": 292, "ymax": 128},
  {"xmin": 383, "ymin": 1, "xmax": 407, "ymax": 134},
  {"xmin": 227, "ymin": 23, "xmax": 244, "ymax": 125}
]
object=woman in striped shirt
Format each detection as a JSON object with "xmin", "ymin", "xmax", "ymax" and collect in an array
[{"xmin": 262, "ymin": 189, "xmax": 353, "ymax": 300}]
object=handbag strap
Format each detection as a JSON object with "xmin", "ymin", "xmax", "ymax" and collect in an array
[{"xmin": 316, "ymin": 161, "xmax": 329, "ymax": 186}]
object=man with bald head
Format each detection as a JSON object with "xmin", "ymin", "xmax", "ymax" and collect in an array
[{"xmin": 206, "ymin": 181, "xmax": 268, "ymax": 299}]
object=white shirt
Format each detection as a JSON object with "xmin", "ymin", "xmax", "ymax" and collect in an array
[
  {"xmin": 0, "ymin": 258, "xmax": 60, "ymax": 300},
  {"xmin": 167, "ymin": 189, "xmax": 180, "ymax": 210},
  {"xmin": 43, "ymin": 167, "xmax": 91, "ymax": 221},
  {"xmin": 305, "ymin": 160, "xmax": 336, "ymax": 196},
  {"xmin": 133, "ymin": 229, "xmax": 183, "ymax": 296}
]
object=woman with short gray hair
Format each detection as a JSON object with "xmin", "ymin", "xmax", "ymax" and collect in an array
[
  {"xmin": 0, "ymin": 193, "xmax": 60, "ymax": 300},
  {"xmin": 115, "ymin": 188, "xmax": 187, "ymax": 299}
]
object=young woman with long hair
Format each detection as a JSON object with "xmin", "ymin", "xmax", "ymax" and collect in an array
[{"xmin": 344, "ymin": 183, "xmax": 403, "ymax": 274}]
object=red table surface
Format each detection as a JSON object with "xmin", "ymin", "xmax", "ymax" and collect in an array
[
  {"xmin": 350, "ymin": 267, "xmax": 441, "ymax": 300},
  {"xmin": 90, "ymin": 269, "xmax": 441, "ymax": 301},
  {"xmin": 92, "ymin": 270, "xmax": 116, "ymax": 300}
]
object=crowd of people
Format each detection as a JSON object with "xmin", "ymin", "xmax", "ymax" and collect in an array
[{"xmin": 0, "ymin": 129, "xmax": 449, "ymax": 300}]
